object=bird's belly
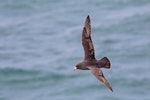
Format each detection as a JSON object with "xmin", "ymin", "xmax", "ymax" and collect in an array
[{"xmin": 82, "ymin": 68, "xmax": 89, "ymax": 70}]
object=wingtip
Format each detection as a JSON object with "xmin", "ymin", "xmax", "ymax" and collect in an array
[
  {"xmin": 107, "ymin": 83, "xmax": 113, "ymax": 92},
  {"xmin": 87, "ymin": 15, "xmax": 90, "ymax": 20},
  {"xmin": 109, "ymin": 87, "xmax": 113, "ymax": 92},
  {"xmin": 105, "ymin": 83, "xmax": 113, "ymax": 92}
]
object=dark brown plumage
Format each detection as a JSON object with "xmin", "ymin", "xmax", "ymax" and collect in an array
[{"xmin": 74, "ymin": 15, "xmax": 113, "ymax": 92}]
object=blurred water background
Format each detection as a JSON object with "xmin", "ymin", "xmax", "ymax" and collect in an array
[{"xmin": 0, "ymin": 0, "xmax": 150, "ymax": 100}]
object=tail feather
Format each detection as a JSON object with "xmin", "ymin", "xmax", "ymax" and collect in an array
[{"xmin": 98, "ymin": 57, "xmax": 111, "ymax": 69}]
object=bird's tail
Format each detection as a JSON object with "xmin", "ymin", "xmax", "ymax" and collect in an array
[{"xmin": 98, "ymin": 57, "xmax": 111, "ymax": 69}]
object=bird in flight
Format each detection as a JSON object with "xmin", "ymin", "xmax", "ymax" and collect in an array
[{"xmin": 74, "ymin": 15, "xmax": 113, "ymax": 92}]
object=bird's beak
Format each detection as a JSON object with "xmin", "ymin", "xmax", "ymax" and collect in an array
[{"xmin": 74, "ymin": 66, "xmax": 77, "ymax": 71}]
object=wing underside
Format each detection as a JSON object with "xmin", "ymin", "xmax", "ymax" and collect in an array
[{"xmin": 89, "ymin": 67, "xmax": 113, "ymax": 92}]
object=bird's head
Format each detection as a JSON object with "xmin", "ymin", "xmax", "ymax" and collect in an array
[
  {"xmin": 74, "ymin": 64, "xmax": 80, "ymax": 71},
  {"xmin": 74, "ymin": 62, "xmax": 88, "ymax": 71}
]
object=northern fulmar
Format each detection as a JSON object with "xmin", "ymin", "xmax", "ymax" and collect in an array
[{"xmin": 74, "ymin": 15, "xmax": 113, "ymax": 92}]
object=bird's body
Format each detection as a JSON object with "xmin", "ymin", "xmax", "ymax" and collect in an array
[
  {"xmin": 74, "ymin": 15, "xmax": 113, "ymax": 92},
  {"xmin": 76, "ymin": 59, "xmax": 97, "ymax": 70}
]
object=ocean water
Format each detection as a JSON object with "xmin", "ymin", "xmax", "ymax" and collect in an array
[{"xmin": 0, "ymin": 0, "xmax": 150, "ymax": 100}]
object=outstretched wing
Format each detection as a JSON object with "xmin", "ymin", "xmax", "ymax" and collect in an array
[
  {"xmin": 82, "ymin": 15, "xmax": 95, "ymax": 60},
  {"xmin": 89, "ymin": 67, "xmax": 113, "ymax": 92}
]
